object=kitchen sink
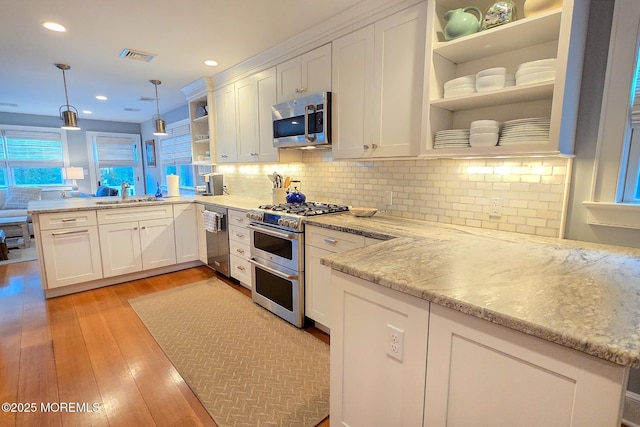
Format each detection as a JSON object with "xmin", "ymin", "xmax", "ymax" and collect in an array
[{"xmin": 94, "ymin": 197, "xmax": 167, "ymax": 205}]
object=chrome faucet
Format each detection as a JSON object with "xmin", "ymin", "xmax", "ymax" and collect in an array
[{"xmin": 121, "ymin": 182, "xmax": 130, "ymax": 200}]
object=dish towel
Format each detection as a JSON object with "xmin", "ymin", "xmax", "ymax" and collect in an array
[{"xmin": 203, "ymin": 210, "xmax": 222, "ymax": 233}]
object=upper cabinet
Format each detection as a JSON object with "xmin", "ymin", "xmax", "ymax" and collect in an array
[
  {"xmin": 276, "ymin": 44, "xmax": 332, "ymax": 103},
  {"xmin": 183, "ymin": 78, "xmax": 216, "ymax": 165},
  {"xmin": 332, "ymin": 3, "xmax": 427, "ymax": 159},
  {"xmin": 212, "ymin": 83, "xmax": 238, "ymax": 163},
  {"xmin": 422, "ymin": 0, "xmax": 589, "ymax": 157}
]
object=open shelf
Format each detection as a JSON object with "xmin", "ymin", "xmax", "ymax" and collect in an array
[{"xmin": 431, "ymin": 81, "xmax": 555, "ymax": 111}]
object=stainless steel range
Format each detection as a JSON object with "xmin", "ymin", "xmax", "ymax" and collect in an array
[{"xmin": 246, "ymin": 202, "xmax": 349, "ymax": 327}]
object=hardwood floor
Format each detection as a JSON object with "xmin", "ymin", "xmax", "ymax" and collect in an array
[{"xmin": 0, "ymin": 260, "xmax": 330, "ymax": 426}]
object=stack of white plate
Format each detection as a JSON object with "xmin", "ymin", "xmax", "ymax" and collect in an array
[
  {"xmin": 443, "ymin": 75, "xmax": 476, "ymax": 98},
  {"xmin": 470, "ymin": 120, "xmax": 500, "ymax": 147},
  {"xmin": 499, "ymin": 117, "xmax": 550, "ymax": 145},
  {"xmin": 515, "ymin": 58, "xmax": 557, "ymax": 86},
  {"xmin": 434, "ymin": 129, "xmax": 470, "ymax": 149}
]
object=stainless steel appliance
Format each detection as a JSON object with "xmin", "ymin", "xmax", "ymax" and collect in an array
[
  {"xmin": 203, "ymin": 203, "xmax": 230, "ymax": 277},
  {"xmin": 197, "ymin": 173, "xmax": 224, "ymax": 196},
  {"xmin": 272, "ymin": 92, "xmax": 331, "ymax": 149},
  {"xmin": 247, "ymin": 202, "xmax": 349, "ymax": 327}
]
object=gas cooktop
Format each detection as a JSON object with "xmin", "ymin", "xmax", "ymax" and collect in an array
[
  {"xmin": 258, "ymin": 202, "xmax": 349, "ymax": 216},
  {"xmin": 247, "ymin": 202, "xmax": 349, "ymax": 232}
]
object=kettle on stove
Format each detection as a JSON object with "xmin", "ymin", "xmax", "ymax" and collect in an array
[{"xmin": 286, "ymin": 181, "xmax": 306, "ymax": 204}]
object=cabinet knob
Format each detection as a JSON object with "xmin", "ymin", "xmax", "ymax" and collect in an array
[
  {"xmin": 133, "ymin": 227, "xmax": 138, "ymax": 230},
  {"xmin": 372, "ymin": 144, "xmax": 378, "ymax": 149},
  {"xmin": 363, "ymin": 145, "xmax": 369, "ymax": 150}
]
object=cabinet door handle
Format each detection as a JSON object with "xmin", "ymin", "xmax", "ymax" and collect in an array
[
  {"xmin": 51, "ymin": 229, "xmax": 89, "ymax": 236},
  {"xmin": 236, "ymin": 265, "xmax": 245, "ymax": 271},
  {"xmin": 234, "ymin": 217, "xmax": 244, "ymax": 223},
  {"xmin": 236, "ymin": 248, "xmax": 245, "ymax": 254},
  {"xmin": 371, "ymin": 144, "xmax": 378, "ymax": 149},
  {"xmin": 61, "ymin": 218, "xmax": 77, "ymax": 222},
  {"xmin": 324, "ymin": 238, "xmax": 338, "ymax": 245},
  {"xmin": 236, "ymin": 233, "xmax": 245, "ymax": 238},
  {"xmin": 140, "ymin": 226, "xmax": 146, "ymax": 230},
  {"xmin": 133, "ymin": 227, "xmax": 138, "ymax": 230},
  {"xmin": 363, "ymin": 145, "xmax": 369, "ymax": 150}
]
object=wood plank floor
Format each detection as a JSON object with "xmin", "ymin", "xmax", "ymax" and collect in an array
[{"xmin": 0, "ymin": 260, "xmax": 330, "ymax": 426}]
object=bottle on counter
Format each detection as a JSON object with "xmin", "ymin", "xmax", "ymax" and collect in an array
[{"xmin": 155, "ymin": 182, "xmax": 163, "ymax": 198}]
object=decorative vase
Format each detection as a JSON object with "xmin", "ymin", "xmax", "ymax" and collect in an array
[
  {"xmin": 443, "ymin": 7, "xmax": 483, "ymax": 41},
  {"xmin": 482, "ymin": 1, "xmax": 517, "ymax": 31},
  {"xmin": 523, "ymin": 0, "xmax": 563, "ymax": 17}
]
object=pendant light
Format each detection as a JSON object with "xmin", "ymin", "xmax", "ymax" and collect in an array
[
  {"xmin": 55, "ymin": 63, "xmax": 80, "ymax": 130},
  {"xmin": 150, "ymin": 79, "xmax": 167, "ymax": 136}
]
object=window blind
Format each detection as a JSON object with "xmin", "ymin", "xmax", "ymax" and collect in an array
[
  {"xmin": 2, "ymin": 129, "xmax": 64, "ymax": 165},
  {"xmin": 160, "ymin": 123, "xmax": 192, "ymax": 164},
  {"xmin": 631, "ymin": 54, "xmax": 640, "ymax": 126},
  {"xmin": 94, "ymin": 135, "xmax": 138, "ymax": 166}
]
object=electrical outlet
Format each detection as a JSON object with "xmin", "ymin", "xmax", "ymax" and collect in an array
[
  {"xmin": 385, "ymin": 191, "xmax": 393, "ymax": 206},
  {"xmin": 387, "ymin": 324, "xmax": 404, "ymax": 361},
  {"xmin": 490, "ymin": 198, "xmax": 502, "ymax": 217}
]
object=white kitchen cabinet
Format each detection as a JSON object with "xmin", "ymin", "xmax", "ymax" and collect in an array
[
  {"xmin": 173, "ymin": 203, "xmax": 199, "ymax": 263},
  {"xmin": 423, "ymin": 0, "xmax": 589, "ymax": 157},
  {"xmin": 212, "ymin": 83, "xmax": 238, "ymax": 163},
  {"xmin": 305, "ymin": 225, "xmax": 367, "ymax": 330},
  {"xmin": 98, "ymin": 206, "xmax": 176, "ymax": 278},
  {"xmin": 424, "ymin": 303, "xmax": 627, "ymax": 426},
  {"xmin": 196, "ymin": 203, "xmax": 207, "ymax": 264},
  {"xmin": 228, "ymin": 209, "xmax": 252, "ymax": 289},
  {"xmin": 332, "ymin": 3, "xmax": 427, "ymax": 159},
  {"xmin": 330, "ymin": 269, "xmax": 430, "ymax": 427},
  {"xmin": 276, "ymin": 43, "xmax": 332, "ymax": 103},
  {"xmin": 38, "ymin": 211, "xmax": 103, "ymax": 289}
]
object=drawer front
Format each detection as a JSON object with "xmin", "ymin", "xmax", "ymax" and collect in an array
[
  {"xmin": 230, "ymin": 240, "xmax": 250, "ymax": 260},
  {"xmin": 230, "ymin": 254, "xmax": 252, "ymax": 287},
  {"xmin": 39, "ymin": 210, "xmax": 98, "ymax": 230},
  {"xmin": 229, "ymin": 224, "xmax": 250, "ymax": 244},
  {"xmin": 97, "ymin": 205, "xmax": 173, "ymax": 225},
  {"xmin": 306, "ymin": 225, "xmax": 365, "ymax": 252},
  {"xmin": 228, "ymin": 209, "xmax": 250, "ymax": 227}
]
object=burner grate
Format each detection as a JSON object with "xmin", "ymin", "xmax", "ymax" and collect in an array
[{"xmin": 258, "ymin": 202, "xmax": 349, "ymax": 216}]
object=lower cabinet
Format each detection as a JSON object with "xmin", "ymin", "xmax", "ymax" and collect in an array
[
  {"xmin": 331, "ymin": 270, "xmax": 629, "ymax": 426},
  {"xmin": 228, "ymin": 209, "xmax": 252, "ymax": 288},
  {"xmin": 173, "ymin": 203, "xmax": 199, "ymax": 263},
  {"xmin": 330, "ymin": 270, "xmax": 430, "ymax": 426},
  {"xmin": 424, "ymin": 304, "xmax": 628, "ymax": 427},
  {"xmin": 305, "ymin": 225, "xmax": 382, "ymax": 330},
  {"xmin": 40, "ymin": 225, "xmax": 103, "ymax": 289},
  {"xmin": 97, "ymin": 205, "xmax": 177, "ymax": 278}
]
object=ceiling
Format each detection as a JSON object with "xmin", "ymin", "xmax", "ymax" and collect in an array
[{"xmin": 0, "ymin": 0, "xmax": 379, "ymax": 124}]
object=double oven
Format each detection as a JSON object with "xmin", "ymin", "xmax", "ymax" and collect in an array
[{"xmin": 246, "ymin": 202, "xmax": 348, "ymax": 327}]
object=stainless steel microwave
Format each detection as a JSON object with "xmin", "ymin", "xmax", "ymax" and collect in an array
[{"xmin": 272, "ymin": 92, "xmax": 331, "ymax": 149}]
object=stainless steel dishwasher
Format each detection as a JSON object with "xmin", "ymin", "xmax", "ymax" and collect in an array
[{"xmin": 203, "ymin": 203, "xmax": 230, "ymax": 277}]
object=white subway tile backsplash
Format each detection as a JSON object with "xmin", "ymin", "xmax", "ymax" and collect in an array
[{"xmin": 220, "ymin": 152, "xmax": 569, "ymax": 238}]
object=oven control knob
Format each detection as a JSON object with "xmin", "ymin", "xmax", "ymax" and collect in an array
[
  {"xmin": 290, "ymin": 220, "xmax": 298, "ymax": 228},
  {"xmin": 278, "ymin": 218, "xmax": 285, "ymax": 226}
]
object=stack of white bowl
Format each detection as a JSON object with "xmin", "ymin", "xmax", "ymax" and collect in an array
[
  {"xmin": 476, "ymin": 67, "xmax": 506, "ymax": 92},
  {"xmin": 443, "ymin": 75, "xmax": 476, "ymax": 98},
  {"xmin": 469, "ymin": 120, "xmax": 500, "ymax": 147},
  {"xmin": 515, "ymin": 58, "xmax": 557, "ymax": 86}
]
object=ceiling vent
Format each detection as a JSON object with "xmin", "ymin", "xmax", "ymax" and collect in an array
[
  {"xmin": 120, "ymin": 48, "xmax": 156, "ymax": 62},
  {"xmin": 139, "ymin": 96, "xmax": 156, "ymax": 102},
  {"xmin": 123, "ymin": 107, "xmax": 141, "ymax": 112},
  {"xmin": 0, "ymin": 102, "xmax": 18, "ymax": 107}
]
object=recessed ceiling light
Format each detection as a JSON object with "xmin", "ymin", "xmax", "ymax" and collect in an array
[
  {"xmin": 96, "ymin": 95, "xmax": 107, "ymax": 101},
  {"xmin": 82, "ymin": 110, "xmax": 92, "ymax": 114},
  {"xmin": 204, "ymin": 60, "xmax": 218, "ymax": 67},
  {"xmin": 43, "ymin": 21, "xmax": 66, "ymax": 32}
]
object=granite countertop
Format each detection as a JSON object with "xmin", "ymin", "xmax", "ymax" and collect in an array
[
  {"xmin": 306, "ymin": 213, "xmax": 640, "ymax": 367},
  {"xmin": 27, "ymin": 194, "xmax": 269, "ymax": 214}
]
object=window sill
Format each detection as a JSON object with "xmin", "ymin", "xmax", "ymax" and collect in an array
[{"xmin": 583, "ymin": 201, "xmax": 640, "ymax": 229}]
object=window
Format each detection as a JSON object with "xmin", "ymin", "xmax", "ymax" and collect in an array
[
  {"xmin": 86, "ymin": 132, "xmax": 143, "ymax": 196},
  {"xmin": 159, "ymin": 120, "xmax": 196, "ymax": 189},
  {"xmin": 625, "ymin": 57, "xmax": 640, "ymax": 202},
  {"xmin": 583, "ymin": 0, "xmax": 640, "ymax": 228},
  {"xmin": 0, "ymin": 126, "xmax": 68, "ymax": 187}
]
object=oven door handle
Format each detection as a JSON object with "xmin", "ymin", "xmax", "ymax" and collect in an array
[
  {"xmin": 249, "ymin": 258, "xmax": 299, "ymax": 280},
  {"xmin": 247, "ymin": 224, "xmax": 300, "ymax": 240}
]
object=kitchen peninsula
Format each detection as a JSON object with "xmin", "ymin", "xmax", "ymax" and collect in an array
[{"xmin": 306, "ymin": 214, "xmax": 640, "ymax": 426}]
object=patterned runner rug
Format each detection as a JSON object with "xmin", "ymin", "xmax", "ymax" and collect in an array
[{"xmin": 129, "ymin": 278, "xmax": 330, "ymax": 427}]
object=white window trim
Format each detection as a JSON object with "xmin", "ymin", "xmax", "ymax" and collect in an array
[{"xmin": 583, "ymin": 0, "xmax": 640, "ymax": 229}]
